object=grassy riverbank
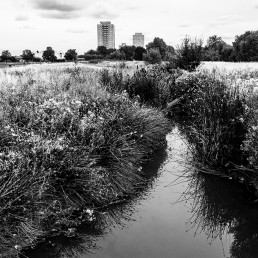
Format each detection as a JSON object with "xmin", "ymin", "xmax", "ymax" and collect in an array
[
  {"xmin": 173, "ymin": 63, "xmax": 258, "ymax": 189},
  {"xmin": 0, "ymin": 63, "xmax": 170, "ymax": 256},
  {"xmin": 98, "ymin": 62, "xmax": 258, "ymax": 191}
]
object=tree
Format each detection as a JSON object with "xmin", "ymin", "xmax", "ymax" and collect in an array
[
  {"xmin": 109, "ymin": 50, "xmax": 125, "ymax": 60},
  {"xmin": 133, "ymin": 47, "xmax": 146, "ymax": 61},
  {"xmin": 119, "ymin": 45, "xmax": 136, "ymax": 60},
  {"xmin": 143, "ymin": 48, "xmax": 162, "ymax": 64},
  {"xmin": 164, "ymin": 45, "xmax": 175, "ymax": 61},
  {"xmin": 221, "ymin": 45, "xmax": 234, "ymax": 61},
  {"xmin": 97, "ymin": 46, "xmax": 108, "ymax": 56},
  {"xmin": 203, "ymin": 35, "xmax": 233, "ymax": 61},
  {"xmin": 42, "ymin": 47, "xmax": 57, "ymax": 62},
  {"xmin": 146, "ymin": 37, "xmax": 168, "ymax": 59},
  {"xmin": 21, "ymin": 49, "xmax": 34, "ymax": 62},
  {"xmin": 233, "ymin": 30, "xmax": 258, "ymax": 61},
  {"xmin": 1, "ymin": 50, "xmax": 11, "ymax": 63},
  {"xmin": 64, "ymin": 49, "xmax": 77, "ymax": 61},
  {"xmin": 175, "ymin": 36, "xmax": 203, "ymax": 71},
  {"xmin": 87, "ymin": 49, "xmax": 97, "ymax": 55},
  {"xmin": 9, "ymin": 56, "xmax": 18, "ymax": 62}
]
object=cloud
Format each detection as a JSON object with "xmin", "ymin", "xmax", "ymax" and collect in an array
[
  {"xmin": 222, "ymin": 35, "xmax": 233, "ymax": 40},
  {"xmin": 86, "ymin": 2, "xmax": 119, "ymax": 19},
  {"xmin": 31, "ymin": 0, "xmax": 82, "ymax": 12},
  {"xmin": 66, "ymin": 28, "xmax": 88, "ymax": 34},
  {"xmin": 20, "ymin": 25, "xmax": 34, "ymax": 30},
  {"xmin": 15, "ymin": 14, "xmax": 29, "ymax": 21},
  {"xmin": 91, "ymin": 9, "xmax": 119, "ymax": 19},
  {"xmin": 124, "ymin": 5, "xmax": 138, "ymax": 11},
  {"xmin": 252, "ymin": 0, "xmax": 258, "ymax": 8},
  {"xmin": 90, "ymin": 6, "xmax": 119, "ymax": 19},
  {"xmin": 209, "ymin": 15, "xmax": 243, "ymax": 27},
  {"xmin": 40, "ymin": 11, "xmax": 78, "ymax": 19},
  {"xmin": 28, "ymin": 0, "xmax": 121, "ymax": 20},
  {"xmin": 178, "ymin": 23, "xmax": 191, "ymax": 28},
  {"xmin": 219, "ymin": 33, "xmax": 235, "ymax": 43},
  {"xmin": 29, "ymin": 0, "xmax": 86, "ymax": 19}
]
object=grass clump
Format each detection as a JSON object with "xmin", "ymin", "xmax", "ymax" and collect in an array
[
  {"xmin": 0, "ymin": 63, "xmax": 170, "ymax": 255},
  {"xmin": 174, "ymin": 69, "xmax": 249, "ymax": 173}
]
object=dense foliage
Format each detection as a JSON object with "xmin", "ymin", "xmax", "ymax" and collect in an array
[
  {"xmin": 233, "ymin": 31, "xmax": 258, "ymax": 61},
  {"xmin": 0, "ymin": 50, "xmax": 12, "ymax": 62},
  {"xmin": 174, "ymin": 36, "xmax": 203, "ymax": 71},
  {"xmin": 42, "ymin": 47, "xmax": 57, "ymax": 62},
  {"xmin": 21, "ymin": 49, "xmax": 35, "ymax": 62},
  {"xmin": 64, "ymin": 49, "xmax": 78, "ymax": 61}
]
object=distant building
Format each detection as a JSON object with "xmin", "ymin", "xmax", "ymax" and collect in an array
[
  {"xmin": 15, "ymin": 56, "xmax": 23, "ymax": 62},
  {"xmin": 97, "ymin": 21, "xmax": 115, "ymax": 49},
  {"xmin": 133, "ymin": 33, "xmax": 144, "ymax": 48}
]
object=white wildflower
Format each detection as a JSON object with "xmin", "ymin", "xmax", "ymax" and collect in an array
[{"xmin": 85, "ymin": 208, "xmax": 94, "ymax": 216}]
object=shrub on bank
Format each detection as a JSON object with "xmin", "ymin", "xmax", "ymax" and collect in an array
[{"xmin": 175, "ymin": 70, "xmax": 249, "ymax": 172}]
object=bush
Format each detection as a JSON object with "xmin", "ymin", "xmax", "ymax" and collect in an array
[
  {"xmin": 143, "ymin": 49, "xmax": 162, "ymax": 64},
  {"xmin": 99, "ymin": 68, "xmax": 124, "ymax": 93},
  {"xmin": 33, "ymin": 57, "xmax": 42, "ymax": 62},
  {"xmin": 84, "ymin": 54, "xmax": 104, "ymax": 60},
  {"xmin": 175, "ymin": 70, "xmax": 249, "ymax": 171},
  {"xmin": 55, "ymin": 58, "xmax": 66, "ymax": 63},
  {"xmin": 174, "ymin": 36, "xmax": 203, "ymax": 71},
  {"xmin": 99, "ymin": 66, "xmax": 183, "ymax": 109},
  {"xmin": 108, "ymin": 50, "xmax": 125, "ymax": 60}
]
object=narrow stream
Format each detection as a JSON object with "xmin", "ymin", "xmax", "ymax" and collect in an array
[{"xmin": 22, "ymin": 128, "xmax": 258, "ymax": 258}]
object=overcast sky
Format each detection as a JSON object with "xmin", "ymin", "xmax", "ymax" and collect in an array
[{"xmin": 1, "ymin": 0, "xmax": 258, "ymax": 56}]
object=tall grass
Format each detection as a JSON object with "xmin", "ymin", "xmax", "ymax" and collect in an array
[
  {"xmin": 171, "ymin": 67, "xmax": 258, "ymax": 187},
  {"xmin": 99, "ymin": 63, "xmax": 258, "ymax": 188},
  {"xmin": 0, "ymin": 63, "xmax": 170, "ymax": 255},
  {"xmin": 99, "ymin": 65, "xmax": 184, "ymax": 109},
  {"xmin": 175, "ymin": 69, "xmax": 249, "ymax": 170}
]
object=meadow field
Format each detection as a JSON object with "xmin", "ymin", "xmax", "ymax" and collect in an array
[
  {"xmin": 200, "ymin": 61, "xmax": 258, "ymax": 72},
  {"xmin": 1, "ymin": 61, "xmax": 258, "ymax": 256}
]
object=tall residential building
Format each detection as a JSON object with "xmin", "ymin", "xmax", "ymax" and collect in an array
[
  {"xmin": 133, "ymin": 33, "xmax": 144, "ymax": 48},
  {"xmin": 97, "ymin": 21, "xmax": 115, "ymax": 49}
]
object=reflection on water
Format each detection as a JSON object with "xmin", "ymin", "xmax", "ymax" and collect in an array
[
  {"xmin": 21, "ymin": 128, "xmax": 258, "ymax": 258},
  {"xmin": 186, "ymin": 172, "xmax": 258, "ymax": 258}
]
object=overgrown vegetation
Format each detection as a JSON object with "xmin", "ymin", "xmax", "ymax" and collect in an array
[
  {"xmin": 0, "ymin": 63, "xmax": 170, "ymax": 256},
  {"xmin": 169, "ymin": 66, "xmax": 258, "ymax": 189},
  {"xmin": 174, "ymin": 70, "xmax": 249, "ymax": 171},
  {"xmin": 2, "ymin": 59, "xmax": 258, "ymax": 256},
  {"xmin": 99, "ymin": 65, "xmax": 184, "ymax": 109},
  {"xmin": 99, "ymin": 62, "xmax": 258, "ymax": 188}
]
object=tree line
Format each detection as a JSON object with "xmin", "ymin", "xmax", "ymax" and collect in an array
[{"xmin": 1, "ymin": 30, "xmax": 258, "ymax": 68}]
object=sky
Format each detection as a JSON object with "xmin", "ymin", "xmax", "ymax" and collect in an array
[{"xmin": 0, "ymin": 0, "xmax": 258, "ymax": 56}]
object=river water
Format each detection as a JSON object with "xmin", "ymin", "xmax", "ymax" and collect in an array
[{"xmin": 22, "ymin": 128, "xmax": 258, "ymax": 258}]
